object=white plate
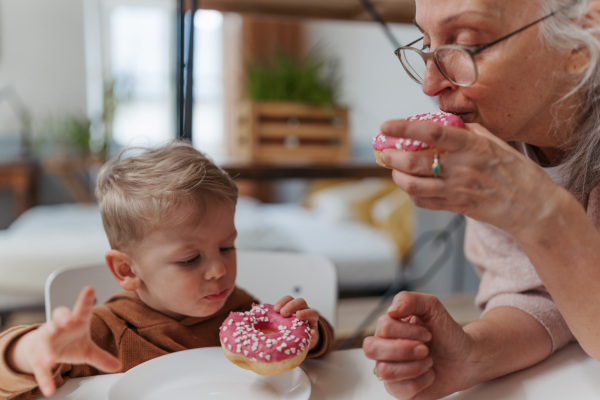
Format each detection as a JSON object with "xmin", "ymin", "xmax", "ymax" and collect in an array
[{"xmin": 108, "ymin": 346, "xmax": 311, "ymax": 400}]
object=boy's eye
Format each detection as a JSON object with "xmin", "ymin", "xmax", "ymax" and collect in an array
[{"xmin": 178, "ymin": 255, "xmax": 200, "ymax": 265}]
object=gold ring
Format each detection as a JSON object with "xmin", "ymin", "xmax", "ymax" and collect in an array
[
  {"xmin": 373, "ymin": 366, "xmax": 383, "ymax": 381},
  {"xmin": 432, "ymin": 153, "xmax": 441, "ymax": 178}
]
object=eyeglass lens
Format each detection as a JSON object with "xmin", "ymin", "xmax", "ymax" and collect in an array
[{"xmin": 399, "ymin": 47, "xmax": 477, "ymax": 86}]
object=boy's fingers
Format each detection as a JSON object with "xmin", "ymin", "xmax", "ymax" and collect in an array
[
  {"xmin": 32, "ymin": 363, "xmax": 57, "ymax": 398},
  {"xmin": 295, "ymin": 309, "xmax": 318, "ymax": 324},
  {"xmin": 48, "ymin": 307, "xmax": 73, "ymax": 334},
  {"xmin": 72, "ymin": 286, "xmax": 96, "ymax": 320},
  {"xmin": 279, "ymin": 298, "xmax": 308, "ymax": 317},
  {"xmin": 273, "ymin": 296, "xmax": 294, "ymax": 312},
  {"xmin": 86, "ymin": 344, "xmax": 122, "ymax": 373}
]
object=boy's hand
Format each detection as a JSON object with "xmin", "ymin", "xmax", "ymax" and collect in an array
[
  {"xmin": 274, "ymin": 296, "xmax": 320, "ymax": 350},
  {"xmin": 7, "ymin": 286, "xmax": 122, "ymax": 397}
]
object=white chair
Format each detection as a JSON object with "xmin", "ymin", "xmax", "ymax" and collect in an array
[
  {"xmin": 44, "ymin": 263, "xmax": 122, "ymax": 322},
  {"xmin": 45, "ymin": 250, "xmax": 338, "ymax": 329},
  {"xmin": 237, "ymin": 250, "xmax": 337, "ymax": 329}
]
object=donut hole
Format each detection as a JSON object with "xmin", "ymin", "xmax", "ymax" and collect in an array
[{"xmin": 260, "ymin": 329, "xmax": 275, "ymax": 334}]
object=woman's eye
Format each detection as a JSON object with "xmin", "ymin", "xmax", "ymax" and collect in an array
[
  {"xmin": 178, "ymin": 255, "xmax": 200, "ymax": 265},
  {"xmin": 421, "ymin": 44, "xmax": 431, "ymax": 53},
  {"xmin": 220, "ymin": 246, "xmax": 236, "ymax": 252}
]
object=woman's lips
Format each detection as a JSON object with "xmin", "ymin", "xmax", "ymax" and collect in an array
[
  {"xmin": 205, "ymin": 288, "xmax": 230, "ymax": 301},
  {"xmin": 441, "ymin": 110, "xmax": 472, "ymax": 123}
]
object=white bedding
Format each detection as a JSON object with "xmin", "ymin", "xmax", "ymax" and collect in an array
[
  {"xmin": 0, "ymin": 197, "xmax": 402, "ymax": 296},
  {"xmin": 235, "ymin": 197, "xmax": 400, "ymax": 292},
  {"xmin": 0, "ymin": 204, "xmax": 110, "ymax": 295}
]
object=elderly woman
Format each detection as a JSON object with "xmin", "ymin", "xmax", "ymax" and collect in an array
[{"xmin": 362, "ymin": 0, "xmax": 600, "ymax": 399}]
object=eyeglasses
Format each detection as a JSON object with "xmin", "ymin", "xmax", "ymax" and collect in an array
[{"xmin": 395, "ymin": 8, "xmax": 565, "ymax": 87}]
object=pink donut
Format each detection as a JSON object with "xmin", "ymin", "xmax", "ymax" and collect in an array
[
  {"xmin": 373, "ymin": 111, "xmax": 465, "ymax": 168},
  {"xmin": 219, "ymin": 303, "xmax": 312, "ymax": 375}
]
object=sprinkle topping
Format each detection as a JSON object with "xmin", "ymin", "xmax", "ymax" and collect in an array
[
  {"xmin": 372, "ymin": 111, "xmax": 465, "ymax": 151},
  {"xmin": 219, "ymin": 303, "xmax": 312, "ymax": 363}
]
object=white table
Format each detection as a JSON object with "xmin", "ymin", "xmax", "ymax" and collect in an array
[{"xmin": 42, "ymin": 344, "xmax": 600, "ymax": 400}]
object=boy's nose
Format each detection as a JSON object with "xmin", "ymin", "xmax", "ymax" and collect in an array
[{"xmin": 205, "ymin": 258, "xmax": 227, "ymax": 280}]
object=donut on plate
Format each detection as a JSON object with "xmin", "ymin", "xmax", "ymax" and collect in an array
[
  {"xmin": 373, "ymin": 111, "xmax": 465, "ymax": 169},
  {"xmin": 219, "ymin": 303, "xmax": 312, "ymax": 375}
]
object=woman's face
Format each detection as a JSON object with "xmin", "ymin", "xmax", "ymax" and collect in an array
[{"xmin": 415, "ymin": 0, "xmax": 576, "ymax": 149}]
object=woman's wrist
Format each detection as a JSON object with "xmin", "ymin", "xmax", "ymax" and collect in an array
[
  {"xmin": 461, "ymin": 308, "xmax": 552, "ymax": 388},
  {"xmin": 510, "ymin": 182, "xmax": 576, "ymax": 247}
]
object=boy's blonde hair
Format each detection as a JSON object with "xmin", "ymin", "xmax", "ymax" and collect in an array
[{"xmin": 95, "ymin": 141, "xmax": 238, "ymax": 250}]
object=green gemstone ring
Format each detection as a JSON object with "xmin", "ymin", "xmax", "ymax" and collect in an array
[{"xmin": 432, "ymin": 153, "xmax": 441, "ymax": 178}]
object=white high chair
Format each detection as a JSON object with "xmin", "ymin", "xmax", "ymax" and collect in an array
[{"xmin": 44, "ymin": 250, "xmax": 338, "ymax": 329}]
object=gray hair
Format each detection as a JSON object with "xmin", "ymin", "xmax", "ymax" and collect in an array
[{"xmin": 536, "ymin": 0, "xmax": 600, "ymax": 195}]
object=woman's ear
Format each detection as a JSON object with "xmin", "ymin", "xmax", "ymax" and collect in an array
[
  {"xmin": 565, "ymin": 46, "xmax": 591, "ymax": 74},
  {"xmin": 565, "ymin": 1, "xmax": 600, "ymax": 74},
  {"xmin": 105, "ymin": 249, "xmax": 141, "ymax": 291}
]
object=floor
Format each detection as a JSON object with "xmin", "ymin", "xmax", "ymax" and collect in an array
[{"xmin": 1, "ymin": 293, "xmax": 481, "ymax": 350}]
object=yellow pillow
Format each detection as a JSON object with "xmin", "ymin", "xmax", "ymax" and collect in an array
[
  {"xmin": 350, "ymin": 179, "xmax": 398, "ymax": 226},
  {"xmin": 301, "ymin": 179, "xmax": 355, "ymax": 208},
  {"xmin": 303, "ymin": 178, "xmax": 398, "ymax": 225}
]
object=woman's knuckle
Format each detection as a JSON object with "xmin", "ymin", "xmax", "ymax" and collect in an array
[{"xmin": 404, "ymin": 179, "xmax": 420, "ymax": 195}]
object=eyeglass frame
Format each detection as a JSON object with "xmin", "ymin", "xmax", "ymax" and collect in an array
[{"xmin": 395, "ymin": 7, "xmax": 567, "ymax": 87}]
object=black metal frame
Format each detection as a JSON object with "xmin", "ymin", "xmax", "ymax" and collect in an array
[{"xmin": 176, "ymin": 0, "xmax": 197, "ymax": 141}]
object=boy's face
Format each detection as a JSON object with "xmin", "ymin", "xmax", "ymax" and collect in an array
[{"xmin": 126, "ymin": 200, "xmax": 238, "ymax": 319}]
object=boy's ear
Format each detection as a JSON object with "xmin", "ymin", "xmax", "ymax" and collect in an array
[{"xmin": 105, "ymin": 249, "xmax": 141, "ymax": 291}]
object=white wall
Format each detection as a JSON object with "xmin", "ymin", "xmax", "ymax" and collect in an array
[
  {"xmin": 0, "ymin": 0, "xmax": 87, "ymax": 135},
  {"xmin": 305, "ymin": 20, "xmax": 437, "ymax": 160},
  {"xmin": 0, "ymin": 0, "xmax": 88, "ymax": 215}
]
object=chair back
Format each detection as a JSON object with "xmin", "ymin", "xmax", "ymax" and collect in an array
[
  {"xmin": 45, "ymin": 251, "xmax": 338, "ymax": 328},
  {"xmin": 237, "ymin": 251, "xmax": 337, "ymax": 329},
  {"xmin": 44, "ymin": 263, "xmax": 121, "ymax": 322}
]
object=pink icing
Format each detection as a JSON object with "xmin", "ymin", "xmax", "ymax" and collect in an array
[
  {"xmin": 372, "ymin": 111, "xmax": 465, "ymax": 151},
  {"xmin": 219, "ymin": 303, "xmax": 312, "ymax": 363}
]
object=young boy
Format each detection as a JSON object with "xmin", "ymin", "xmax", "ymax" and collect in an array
[{"xmin": 0, "ymin": 141, "xmax": 334, "ymax": 399}]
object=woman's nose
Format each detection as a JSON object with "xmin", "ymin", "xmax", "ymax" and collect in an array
[{"xmin": 422, "ymin": 59, "xmax": 454, "ymax": 96}]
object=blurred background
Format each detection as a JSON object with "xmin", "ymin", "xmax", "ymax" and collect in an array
[{"xmin": 0, "ymin": 0, "xmax": 480, "ymax": 342}]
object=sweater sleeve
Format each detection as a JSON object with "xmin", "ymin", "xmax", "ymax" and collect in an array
[
  {"xmin": 0, "ymin": 325, "xmax": 77, "ymax": 400},
  {"xmin": 464, "ymin": 218, "xmax": 575, "ymax": 352},
  {"xmin": 0, "ymin": 325, "xmax": 43, "ymax": 399},
  {"xmin": 306, "ymin": 315, "xmax": 335, "ymax": 359},
  {"xmin": 0, "ymin": 311, "xmax": 119, "ymax": 400}
]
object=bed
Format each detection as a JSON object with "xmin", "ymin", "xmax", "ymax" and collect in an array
[{"xmin": 0, "ymin": 178, "xmax": 414, "ymax": 298}]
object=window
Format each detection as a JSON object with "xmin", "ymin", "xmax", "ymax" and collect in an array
[{"xmin": 85, "ymin": 0, "xmax": 227, "ymax": 156}]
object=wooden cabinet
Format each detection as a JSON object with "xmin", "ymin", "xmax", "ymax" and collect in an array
[{"xmin": 0, "ymin": 159, "xmax": 37, "ymax": 217}]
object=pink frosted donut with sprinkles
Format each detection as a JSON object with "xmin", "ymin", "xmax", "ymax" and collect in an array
[
  {"xmin": 219, "ymin": 303, "xmax": 312, "ymax": 375},
  {"xmin": 373, "ymin": 111, "xmax": 465, "ymax": 169}
]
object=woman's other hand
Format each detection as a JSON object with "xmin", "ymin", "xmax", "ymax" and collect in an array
[{"xmin": 363, "ymin": 291, "xmax": 472, "ymax": 400}]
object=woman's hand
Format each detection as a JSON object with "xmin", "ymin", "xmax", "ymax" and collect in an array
[
  {"xmin": 377, "ymin": 119, "xmax": 561, "ymax": 239},
  {"xmin": 274, "ymin": 295, "xmax": 320, "ymax": 350},
  {"xmin": 363, "ymin": 291, "xmax": 473, "ymax": 400},
  {"xmin": 7, "ymin": 286, "xmax": 122, "ymax": 397}
]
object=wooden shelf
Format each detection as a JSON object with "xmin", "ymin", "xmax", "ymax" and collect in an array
[
  {"xmin": 188, "ymin": 0, "xmax": 415, "ymax": 24},
  {"xmin": 222, "ymin": 160, "xmax": 391, "ymax": 180}
]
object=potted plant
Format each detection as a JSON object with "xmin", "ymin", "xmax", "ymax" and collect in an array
[{"xmin": 238, "ymin": 49, "xmax": 350, "ymax": 163}]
